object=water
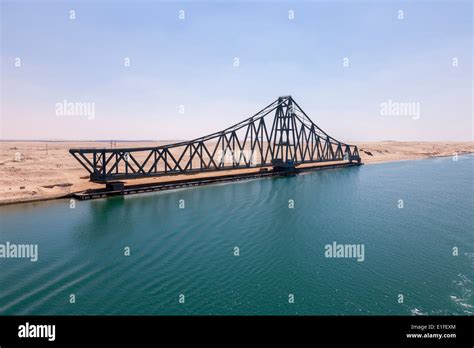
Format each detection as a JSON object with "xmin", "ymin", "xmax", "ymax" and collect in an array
[{"xmin": 1, "ymin": 156, "xmax": 473, "ymax": 315}]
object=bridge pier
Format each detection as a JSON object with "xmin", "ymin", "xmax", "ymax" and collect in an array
[
  {"xmin": 271, "ymin": 159, "xmax": 299, "ymax": 174},
  {"xmin": 105, "ymin": 181, "xmax": 125, "ymax": 191}
]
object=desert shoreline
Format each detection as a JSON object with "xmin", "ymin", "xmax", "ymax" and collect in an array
[{"xmin": 1, "ymin": 141, "xmax": 473, "ymax": 206}]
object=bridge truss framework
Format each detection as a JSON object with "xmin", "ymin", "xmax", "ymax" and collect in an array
[{"xmin": 70, "ymin": 96, "xmax": 361, "ymax": 183}]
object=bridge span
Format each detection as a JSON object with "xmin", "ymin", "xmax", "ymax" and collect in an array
[{"xmin": 70, "ymin": 96, "xmax": 361, "ymax": 187}]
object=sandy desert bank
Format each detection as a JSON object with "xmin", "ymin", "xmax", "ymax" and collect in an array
[{"xmin": 0, "ymin": 141, "xmax": 473, "ymax": 205}]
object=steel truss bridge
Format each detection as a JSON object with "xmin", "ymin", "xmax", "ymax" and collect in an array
[{"xmin": 70, "ymin": 96, "xmax": 361, "ymax": 183}]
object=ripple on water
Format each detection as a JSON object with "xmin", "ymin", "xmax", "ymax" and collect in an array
[
  {"xmin": 0, "ymin": 156, "xmax": 472, "ymax": 315},
  {"xmin": 450, "ymin": 272, "xmax": 473, "ymax": 315}
]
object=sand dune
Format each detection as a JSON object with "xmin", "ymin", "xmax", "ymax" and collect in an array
[
  {"xmin": 356, "ymin": 141, "xmax": 474, "ymax": 164},
  {"xmin": 0, "ymin": 141, "xmax": 472, "ymax": 205}
]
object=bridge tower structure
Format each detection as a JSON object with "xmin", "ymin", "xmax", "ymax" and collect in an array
[{"xmin": 69, "ymin": 96, "xmax": 361, "ymax": 183}]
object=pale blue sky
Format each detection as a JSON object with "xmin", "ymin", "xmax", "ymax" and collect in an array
[{"xmin": 1, "ymin": 0, "xmax": 472, "ymax": 141}]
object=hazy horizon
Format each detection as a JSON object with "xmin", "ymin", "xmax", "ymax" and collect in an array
[{"xmin": 1, "ymin": 138, "xmax": 473, "ymax": 143}]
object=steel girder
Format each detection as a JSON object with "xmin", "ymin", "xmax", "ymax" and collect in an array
[{"xmin": 69, "ymin": 96, "xmax": 361, "ymax": 183}]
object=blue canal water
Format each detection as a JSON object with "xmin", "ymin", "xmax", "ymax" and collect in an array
[{"xmin": 0, "ymin": 155, "xmax": 473, "ymax": 315}]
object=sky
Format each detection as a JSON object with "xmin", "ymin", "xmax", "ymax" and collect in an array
[{"xmin": 1, "ymin": 0, "xmax": 472, "ymax": 142}]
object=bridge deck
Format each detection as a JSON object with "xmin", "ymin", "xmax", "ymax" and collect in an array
[{"xmin": 72, "ymin": 160, "xmax": 362, "ymax": 200}]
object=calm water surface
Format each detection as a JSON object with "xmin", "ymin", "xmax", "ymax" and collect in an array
[{"xmin": 1, "ymin": 156, "xmax": 473, "ymax": 315}]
